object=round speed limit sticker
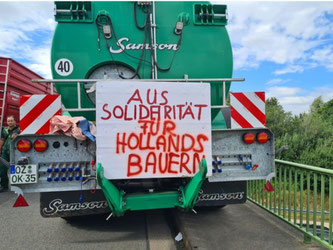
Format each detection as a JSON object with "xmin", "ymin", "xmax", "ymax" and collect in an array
[{"xmin": 55, "ymin": 58, "xmax": 73, "ymax": 76}]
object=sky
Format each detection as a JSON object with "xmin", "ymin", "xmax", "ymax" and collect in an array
[{"xmin": 0, "ymin": 1, "xmax": 332, "ymax": 115}]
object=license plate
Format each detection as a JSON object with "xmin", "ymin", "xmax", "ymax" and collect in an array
[{"xmin": 10, "ymin": 165, "xmax": 38, "ymax": 184}]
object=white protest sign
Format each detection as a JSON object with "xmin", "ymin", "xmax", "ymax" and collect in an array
[{"xmin": 96, "ymin": 81, "xmax": 212, "ymax": 179}]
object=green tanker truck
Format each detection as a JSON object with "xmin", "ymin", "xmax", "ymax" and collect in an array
[{"xmin": 9, "ymin": 2, "xmax": 275, "ymax": 218}]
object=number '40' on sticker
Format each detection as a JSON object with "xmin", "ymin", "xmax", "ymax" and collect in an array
[{"xmin": 55, "ymin": 58, "xmax": 73, "ymax": 76}]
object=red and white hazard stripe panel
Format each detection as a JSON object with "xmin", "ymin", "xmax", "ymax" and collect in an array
[
  {"xmin": 20, "ymin": 95, "xmax": 61, "ymax": 134},
  {"xmin": 230, "ymin": 92, "xmax": 266, "ymax": 128}
]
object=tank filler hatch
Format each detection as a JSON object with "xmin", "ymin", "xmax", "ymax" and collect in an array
[{"xmin": 85, "ymin": 64, "xmax": 139, "ymax": 105}]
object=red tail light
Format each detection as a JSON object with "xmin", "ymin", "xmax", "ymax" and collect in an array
[
  {"xmin": 17, "ymin": 140, "xmax": 32, "ymax": 152},
  {"xmin": 257, "ymin": 132, "xmax": 269, "ymax": 144},
  {"xmin": 34, "ymin": 139, "xmax": 48, "ymax": 152},
  {"xmin": 243, "ymin": 132, "xmax": 255, "ymax": 144}
]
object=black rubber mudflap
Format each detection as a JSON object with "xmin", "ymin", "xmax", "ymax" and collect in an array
[
  {"xmin": 40, "ymin": 190, "xmax": 109, "ymax": 218},
  {"xmin": 195, "ymin": 180, "xmax": 247, "ymax": 207}
]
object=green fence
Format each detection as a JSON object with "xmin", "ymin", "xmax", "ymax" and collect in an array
[{"xmin": 247, "ymin": 159, "xmax": 333, "ymax": 249}]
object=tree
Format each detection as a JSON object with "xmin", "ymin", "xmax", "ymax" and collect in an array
[
  {"xmin": 317, "ymin": 99, "xmax": 333, "ymax": 124},
  {"xmin": 310, "ymin": 96, "xmax": 324, "ymax": 113},
  {"xmin": 266, "ymin": 96, "xmax": 333, "ymax": 170},
  {"xmin": 266, "ymin": 97, "xmax": 293, "ymax": 138}
]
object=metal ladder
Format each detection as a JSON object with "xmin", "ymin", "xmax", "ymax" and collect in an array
[{"xmin": 0, "ymin": 59, "xmax": 10, "ymax": 133}]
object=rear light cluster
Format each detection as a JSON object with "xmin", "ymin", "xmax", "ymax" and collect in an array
[
  {"xmin": 34, "ymin": 139, "xmax": 48, "ymax": 152},
  {"xmin": 17, "ymin": 139, "xmax": 48, "ymax": 153},
  {"xmin": 243, "ymin": 132, "xmax": 269, "ymax": 145},
  {"xmin": 16, "ymin": 140, "xmax": 32, "ymax": 153}
]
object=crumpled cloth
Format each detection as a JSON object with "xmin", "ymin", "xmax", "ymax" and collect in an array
[
  {"xmin": 50, "ymin": 116, "xmax": 96, "ymax": 141},
  {"xmin": 78, "ymin": 118, "xmax": 96, "ymax": 142}
]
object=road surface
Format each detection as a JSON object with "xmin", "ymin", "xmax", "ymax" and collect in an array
[{"xmin": 0, "ymin": 191, "xmax": 326, "ymax": 250}]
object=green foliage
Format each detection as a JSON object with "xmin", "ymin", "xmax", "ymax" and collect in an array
[
  {"xmin": 317, "ymin": 99, "xmax": 333, "ymax": 124},
  {"xmin": 310, "ymin": 96, "xmax": 324, "ymax": 113},
  {"xmin": 266, "ymin": 97, "xmax": 333, "ymax": 170},
  {"xmin": 266, "ymin": 98, "xmax": 293, "ymax": 138}
]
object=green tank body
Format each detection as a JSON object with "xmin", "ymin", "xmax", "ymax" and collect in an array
[{"xmin": 51, "ymin": 1, "xmax": 233, "ymax": 121}]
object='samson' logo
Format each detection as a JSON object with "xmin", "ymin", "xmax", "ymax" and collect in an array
[
  {"xmin": 42, "ymin": 199, "xmax": 108, "ymax": 216},
  {"xmin": 197, "ymin": 189, "xmax": 245, "ymax": 201},
  {"xmin": 110, "ymin": 37, "xmax": 179, "ymax": 54}
]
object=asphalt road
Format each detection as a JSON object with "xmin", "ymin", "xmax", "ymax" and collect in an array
[
  {"xmin": 177, "ymin": 202, "xmax": 326, "ymax": 250},
  {"xmin": 0, "ymin": 191, "xmax": 327, "ymax": 250},
  {"xmin": 0, "ymin": 191, "xmax": 175, "ymax": 250}
]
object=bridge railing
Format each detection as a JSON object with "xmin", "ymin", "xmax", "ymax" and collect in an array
[{"xmin": 247, "ymin": 159, "xmax": 333, "ymax": 249}]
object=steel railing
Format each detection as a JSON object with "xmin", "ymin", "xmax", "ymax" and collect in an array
[
  {"xmin": 32, "ymin": 78, "xmax": 245, "ymax": 112},
  {"xmin": 247, "ymin": 159, "xmax": 333, "ymax": 249}
]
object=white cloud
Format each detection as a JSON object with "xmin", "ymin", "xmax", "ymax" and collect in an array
[
  {"xmin": 0, "ymin": 2, "xmax": 55, "ymax": 78},
  {"xmin": 0, "ymin": 2, "xmax": 55, "ymax": 31},
  {"xmin": 227, "ymin": 3, "xmax": 333, "ymax": 115},
  {"xmin": 266, "ymin": 78, "xmax": 290, "ymax": 85},
  {"xmin": 274, "ymin": 65, "xmax": 304, "ymax": 75},
  {"xmin": 311, "ymin": 45, "xmax": 333, "ymax": 71},
  {"xmin": 233, "ymin": 47, "xmax": 259, "ymax": 70},
  {"xmin": 0, "ymin": 30, "xmax": 30, "ymax": 52},
  {"xmin": 25, "ymin": 47, "xmax": 52, "ymax": 79},
  {"xmin": 267, "ymin": 86, "xmax": 304, "ymax": 97},
  {"xmin": 227, "ymin": 2, "xmax": 333, "ymax": 71},
  {"xmin": 266, "ymin": 85, "xmax": 333, "ymax": 115}
]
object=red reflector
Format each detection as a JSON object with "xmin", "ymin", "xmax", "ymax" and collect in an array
[
  {"xmin": 13, "ymin": 194, "xmax": 29, "ymax": 207},
  {"xmin": 257, "ymin": 132, "xmax": 269, "ymax": 144},
  {"xmin": 263, "ymin": 181, "xmax": 275, "ymax": 192},
  {"xmin": 91, "ymin": 160, "xmax": 96, "ymax": 171},
  {"xmin": 34, "ymin": 139, "xmax": 48, "ymax": 152},
  {"xmin": 243, "ymin": 133, "xmax": 255, "ymax": 144},
  {"xmin": 251, "ymin": 164, "xmax": 259, "ymax": 170},
  {"xmin": 17, "ymin": 140, "xmax": 32, "ymax": 152}
]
